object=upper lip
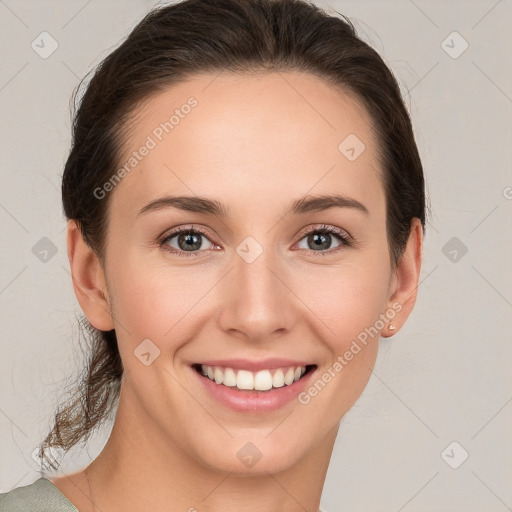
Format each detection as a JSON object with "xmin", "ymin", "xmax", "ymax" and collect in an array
[{"xmin": 193, "ymin": 358, "xmax": 314, "ymax": 372}]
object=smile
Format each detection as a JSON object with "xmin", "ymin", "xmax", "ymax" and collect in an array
[{"xmin": 193, "ymin": 363, "xmax": 316, "ymax": 392}]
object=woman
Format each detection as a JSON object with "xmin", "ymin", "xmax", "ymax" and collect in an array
[{"xmin": 0, "ymin": 0, "xmax": 426, "ymax": 510}]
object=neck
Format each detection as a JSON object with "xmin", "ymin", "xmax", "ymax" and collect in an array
[{"xmin": 86, "ymin": 383, "xmax": 338, "ymax": 512}]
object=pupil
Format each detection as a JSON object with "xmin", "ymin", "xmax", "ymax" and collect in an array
[
  {"xmin": 310, "ymin": 233, "xmax": 330, "ymax": 250},
  {"xmin": 179, "ymin": 232, "xmax": 201, "ymax": 251}
]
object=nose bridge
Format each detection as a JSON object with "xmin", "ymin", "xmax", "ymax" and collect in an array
[{"xmin": 216, "ymin": 239, "xmax": 294, "ymax": 340}]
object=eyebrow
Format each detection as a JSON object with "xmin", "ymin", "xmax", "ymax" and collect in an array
[{"xmin": 137, "ymin": 193, "xmax": 369, "ymax": 218}]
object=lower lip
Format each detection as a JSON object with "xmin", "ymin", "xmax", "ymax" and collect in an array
[{"xmin": 192, "ymin": 366, "xmax": 316, "ymax": 413}]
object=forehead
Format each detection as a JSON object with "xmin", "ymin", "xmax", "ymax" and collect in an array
[{"xmin": 110, "ymin": 71, "xmax": 384, "ymax": 221}]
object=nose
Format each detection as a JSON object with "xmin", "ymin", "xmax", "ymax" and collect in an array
[{"xmin": 215, "ymin": 247, "xmax": 296, "ymax": 343}]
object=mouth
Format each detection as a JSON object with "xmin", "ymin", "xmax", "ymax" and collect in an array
[{"xmin": 191, "ymin": 363, "xmax": 317, "ymax": 392}]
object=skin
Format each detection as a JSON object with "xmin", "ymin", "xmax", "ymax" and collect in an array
[{"xmin": 50, "ymin": 71, "xmax": 422, "ymax": 512}]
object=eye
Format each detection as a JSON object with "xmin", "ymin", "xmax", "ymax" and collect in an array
[
  {"xmin": 295, "ymin": 224, "xmax": 353, "ymax": 255},
  {"xmin": 159, "ymin": 223, "xmax": 353, "ymax": 258},
  {"xmin": 159, "ymin": 225, "xmax": 217, "ymax": 257}
]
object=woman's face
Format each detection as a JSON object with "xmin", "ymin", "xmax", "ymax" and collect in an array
[{"xmin": 91, "ymin": 71, "xmax": 412, "ymax": 474}]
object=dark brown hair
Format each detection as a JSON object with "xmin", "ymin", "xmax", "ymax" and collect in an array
[{"xmin": 37, "ymin": 0, "xmax": 427, "ymax": 470}]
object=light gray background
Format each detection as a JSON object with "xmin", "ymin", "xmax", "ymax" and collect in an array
[{"xmin": 0, "ymin": 0, "xmax": 511, "ymax": 510}]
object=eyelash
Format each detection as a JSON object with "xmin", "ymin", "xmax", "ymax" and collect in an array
[{"xmin": 158, "ymin": 224, "xmax": 353, "ymax": 258}]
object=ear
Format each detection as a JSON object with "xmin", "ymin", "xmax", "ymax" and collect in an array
[
  {"xmin": 381, "ymin": 217, "xmax": 423, "ymax": 338},
  {"xmin": 66, "ymin": 219, "xmax": 115, "ymax": 331}
]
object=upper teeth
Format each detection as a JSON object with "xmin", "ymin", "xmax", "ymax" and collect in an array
[{"xmin": 200, "ymin": 365, "xmax": 307, "ymax": 391}]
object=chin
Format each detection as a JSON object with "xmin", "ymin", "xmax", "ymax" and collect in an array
[{"xmin": 193, "ymin": 438, "xmax": 303, "ymax": 476}]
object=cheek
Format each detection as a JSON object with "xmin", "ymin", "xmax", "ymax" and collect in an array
[
  {"xmin": 294, "ymin": 253, "xmax": 390, "ymax": 404},
  {"xmin": 122, "ymin": 284, "xmax": 183, "ymax": 340},
  {"xmin": 294, "ymin": 270, "xmax": 386, "ymax": 418},
  {"xmin": 104, "ymin": 253, "xmax": 186, "ymax": 347},
  {"xmin": 297, "ymin": 255, "xmax": 391, "ymax": 346}
]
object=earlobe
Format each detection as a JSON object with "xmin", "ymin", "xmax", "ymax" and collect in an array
[
  {"xmin": 66, "ymin": 219, "xmax": 115, "ymax": 331},
  {"xmin": 382, "ymin": 218, "xmax": 423, "ymax": 338}
]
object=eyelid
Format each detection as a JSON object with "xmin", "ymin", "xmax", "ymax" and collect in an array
[
  {"xmin": 295, "ymin": 223, "xmax": 351, "ymax": 242},
  {"xmin": 158, "ymin": 223, "xmax": 354, "ymax": 257},
  {"xmin": 293, "ymin": 224, "xmax": 353, "ymax": 254},
  {"xmin": 158, "ymin": 225, "xmax": 216, "ymax": 258}
]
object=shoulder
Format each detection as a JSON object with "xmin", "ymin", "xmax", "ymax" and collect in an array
[{"xmin": 0, "ymin": 477, "xmax": 78, "ymax": 512}]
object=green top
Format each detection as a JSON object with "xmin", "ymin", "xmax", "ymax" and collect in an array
[
  {"xmin": 0, "ymin": 478, "xmax": 78, "ymax": 512},
  {"xmin": 0, "ymin": 477, "xmax": 327, "ymax": 511}
]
